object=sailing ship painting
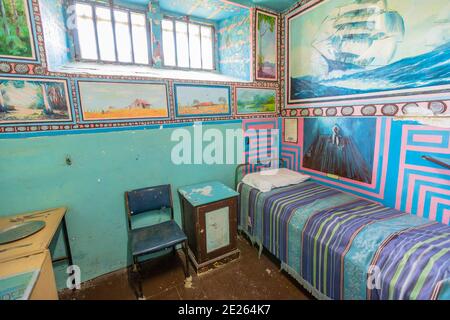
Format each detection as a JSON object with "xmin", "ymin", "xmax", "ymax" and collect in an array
[
  {"xmin": 288, "ymin": 0, "xmax": 450, "ymax": 103},
  {"xmin": 0, "ymin": 77, "xmax": 71, "ymax": 123}
]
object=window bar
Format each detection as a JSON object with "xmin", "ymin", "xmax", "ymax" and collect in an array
[
  {"xmin": 172, "ymin": 19, "xmax": 178, "ymax": 67},
  {"xmin": 71, "ymin": 0, "xmax": 82, "ymax": 60},
  {"xmin": 109, "ymin": 0, "xmax": 119, "ymax": 63},
  {"xmin": 199, "ymin": 23, "xmax": 203, "ymax": 69},
  {"xmin": 211, "ymin": 25, "xmax": 216, "ymax": 70},
  {"xmin": 92, "ymin": 4, "xmax": 101, "ymax": 62},
  {"xmin": 128, "ymin": 10, "xmax": 135, "ymax": 64},
  {"xmin": 186, "ymin": 21, "xmax": 191, "ymax": 69},
  {"xmin": 147, "ymin": 18, "xmax": 153, "ymax": 66}
]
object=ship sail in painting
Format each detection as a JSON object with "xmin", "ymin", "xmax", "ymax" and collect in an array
[
  {"xmin": 288, "ymin": 0, "xmax": 450, "ymax": 103},
  {"xmin": 313, "ymin": 0, "xmax": 405, "ymax": 72}
]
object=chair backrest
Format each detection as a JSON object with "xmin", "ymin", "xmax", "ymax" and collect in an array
[{"xmin": 125, "ymin": 185, "xmax": 174, "ymax": 227}]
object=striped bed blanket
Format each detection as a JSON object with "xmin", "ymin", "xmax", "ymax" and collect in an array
[{"xmin": 238, "ymin": 180, "xmax": 450, "ymax": 300}]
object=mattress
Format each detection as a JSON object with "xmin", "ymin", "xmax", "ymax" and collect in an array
[{"xmin": 238, "ymin": 180, "xmax": 450, "ymax": 300}]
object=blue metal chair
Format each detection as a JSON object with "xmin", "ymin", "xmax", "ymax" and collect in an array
[{"xmin": 125, "ymin": 184, "xmax": 189, "ymax": 299}]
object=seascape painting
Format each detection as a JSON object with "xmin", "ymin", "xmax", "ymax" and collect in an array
[
  {"xmin": 78, "ymin": 81, "xmax": 169, "ymax": 121},
  {"xmin": 236, "ymin": 87, "xmax": 276, "ymax": 114},
  {"xmin": 288, "ymin": 0, "xmax": 450, "ymax": 103},
  {"xmin": 256, "ymin": 11, "xmax": 277, "ymax": 81},
  {"xmin": 0, "ymin": 0, "xmax": 35, "ymax": 60},
  {"xmin": 0, "ymin": 77, "xmax": 71, "ymax": 123},
  {"xmin": 174, "ymin": 84, "xmax": 231, "ymax": 117},
  {"xmin": 302, "ymin": 118, "xmax": 376, "ymax": 184}
]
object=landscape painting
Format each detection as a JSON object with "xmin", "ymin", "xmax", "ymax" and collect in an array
[
  {"xmin": 0, "ymin": 0, "xmax": 35, "ymax": 60},
  {"xmin": 302, "ymin": 118, "xmax": 376, "ymax": 184},
  {"xmin": 288, "ymin": 0, "xmax": 450, "ymax": 104},
  {"xmin": 256, "ymin": 10, "xmax": 277, "ymax": 81},
  {"xmin": 78, "ymin": 81, "xmax": 169, "ymax": 121},
  {"xmin": 0, "ymin": 77, "xmax": 71, "ymax": 123},
  {"xmin": 236, "ymin": 87, "xmax": 276, "ymax": 114},
  {"xmin": 174, "ymin": 84, "xmax": 231, "ymax": 117}
]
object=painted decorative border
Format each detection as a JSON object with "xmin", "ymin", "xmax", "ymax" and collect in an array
[
  {"xmin": 395, "ymin": 125, "xmax": 450, "ymax": 224},
  {"xmin": 281, "ymin": 100, "xmax": 450, "ymax": 118},
  {"xmin": 0, "ymin": 74, "xmax": 74, "ymax": 125},
  {"xmin": 75, "ymin": 79, "xmax": 171, "ymax": 123},
  {"xmin": 255, "ymin": 9, "xmax": 278, "ymax": 82},
  {"xmin": 173, "ymin": 83, "xmax": 232, "ymax": 118},
  {"xmin": 235, "ymin": 86, "xmax": 278, "ymax": 116}
]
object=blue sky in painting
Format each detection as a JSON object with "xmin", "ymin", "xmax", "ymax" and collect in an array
[
  {"xmin": 175, "ymin": 86, "xmax": 229, "ymax": 106},
  {"xmin": 79, "ymin": 82, "xmax": 168, "ymax": 112},
  {"xmin": 258, "ymin": 12, "xmax": 276, "ymax": 63}
]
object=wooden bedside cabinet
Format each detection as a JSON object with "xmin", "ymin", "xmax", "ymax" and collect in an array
[{"xmin": 178, "ymin": 181, "xmax": 240, "ymax": 274}]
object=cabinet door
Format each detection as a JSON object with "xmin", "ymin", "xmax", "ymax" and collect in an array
[
  {"xmin": 197, "ymin": 198, "xmax": 237, "ymax": 263},
  {"xmin": 205, "ymin": 207, "xmax": 230, "ymax": 254}
]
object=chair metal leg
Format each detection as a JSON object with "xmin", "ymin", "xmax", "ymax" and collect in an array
[
  {"xmin": 133, "ymin": 256, "xmax": 144, "ymax": 300},
  {"xmin": 183, "ymin": 241, "xmax": 190, "ymax": 278}
]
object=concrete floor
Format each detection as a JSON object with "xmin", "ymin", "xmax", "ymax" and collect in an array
[{"xmin": 59, "ymin": 236, "xmax": 313, "ymax": 300}]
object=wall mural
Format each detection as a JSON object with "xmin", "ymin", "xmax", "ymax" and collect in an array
[
  {"xmin": 0, "ymin": 77, "xmax": 71, "ymax": 123},
  {"xmin": 287, "ymin": 0, "xmax": 450, "ymax": 105},
  {"xmin": 0, "ymin": 0, "xmax": 35, "ymax": 61},
  {"xmin": 236, "ymin": 87, "xmax": 277, "ymax": 114},
  {"xmin": 218, "ymin": 13, "xmax": 252, "ymax": 81},
  {"xmin": 302, "ymin": 117, "xmax": 376, "ymax": 184},
  {"xmin": 77, "ymin": 81, "xmax": 169, "ymax": 121},
  {"xmin": 256, "ymin": 10, "xmax": 278, "ymax": 81},
  {"xmin": 280, "ymin": 115, "xmax": 450, "ymax": 226},
  {"xmin": 174, "ymin": 84, "xmax": 231, "ymax": 117}
]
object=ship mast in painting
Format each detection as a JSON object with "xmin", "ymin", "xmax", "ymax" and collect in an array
[{"xmin": 313, "ymin": 0, "xmax": 405, "ymax": 73}]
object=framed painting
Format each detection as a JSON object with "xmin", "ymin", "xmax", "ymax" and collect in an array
[
  {"xmin": 0, "ymin": 0, "xmax": 36, "ymax": 61},
  {"xmin": 77, "ymin": 81, "xmax": 169, "ymax": 121},
  {"xmin": 283, "ymin": 118, "xmax": 298, "ymax": 143},
  {"xmin": 174, "ymin": 84, "xmax": 231, "ymax": 118},
  {"xmin": 256, "ymin": 10, "xmax": 278, "ymax": 81},
  {"xmin": 0, "ymin": 77, "xmax": 72, "ymax": 124},
  {"xmin": 287, "ymin": 0, "xmax": 450, "ymax": 105},
  {"xmin": 302, "ymin": 118, "xmax": 377, "ymax": 184},
  {"xmin": 236, "ymin": 87, "xmax": 277, "ymax": 115}
]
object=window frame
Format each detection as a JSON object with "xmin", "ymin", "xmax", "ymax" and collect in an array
[
  {"xmin": 161, "ymin": 16, "xmax": 217, "ymax": 71},
  {"xmin": 70, "ymin": 0, "xmax": 153, "ymax": 66}
]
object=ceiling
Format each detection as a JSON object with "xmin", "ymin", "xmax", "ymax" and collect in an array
[
  {"xmin": 228, "ymin": 0, "xmax": 298, "ymax": 12},
  {"xmin": 159, "ymin": 0, "xmax": 248, "ymax": 21},
  {"xmin": 117, "ymin": 0, "xmax": 298, "ymax": 19}
]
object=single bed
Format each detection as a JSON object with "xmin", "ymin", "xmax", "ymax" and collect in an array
[{"xmin": 236, "ymin": 165, "xmax": 450, "ymax": 300}]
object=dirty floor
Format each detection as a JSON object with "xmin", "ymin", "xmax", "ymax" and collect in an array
[{"xmin": 59, "ymin": 236, "xmax": 313, "ymax": 300}]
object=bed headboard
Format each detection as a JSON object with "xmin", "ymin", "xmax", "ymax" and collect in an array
[{"xmin": 235, "ymin": 158, "xmax": 286, "ymax": 190}]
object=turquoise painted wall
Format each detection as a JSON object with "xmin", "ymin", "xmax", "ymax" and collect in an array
[{"xmin": 0, "ymin": 122, "xmax": 242, "ymax": 288}]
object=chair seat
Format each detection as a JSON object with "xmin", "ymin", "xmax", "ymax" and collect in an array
[{"xmin": 131, "ymin": 220, "xmax": 187, "ymax": 256}]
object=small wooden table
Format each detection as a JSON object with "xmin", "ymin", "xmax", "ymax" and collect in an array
[
  {"xmin": 0, "ymin": 250, "xmax": 58, "ymax": 300},
  {"xmin": 178, "ymin": 182, "xmax": 240, "ymax": 274},
  {"xmin": 0, "ymin": 208, "xmax": 72, "ymax": 300}
]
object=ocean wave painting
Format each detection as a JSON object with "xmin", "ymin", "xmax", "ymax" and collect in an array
[{"xmin": 288, "ymin": 0, "xmax": 450, "ymax": 104}]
